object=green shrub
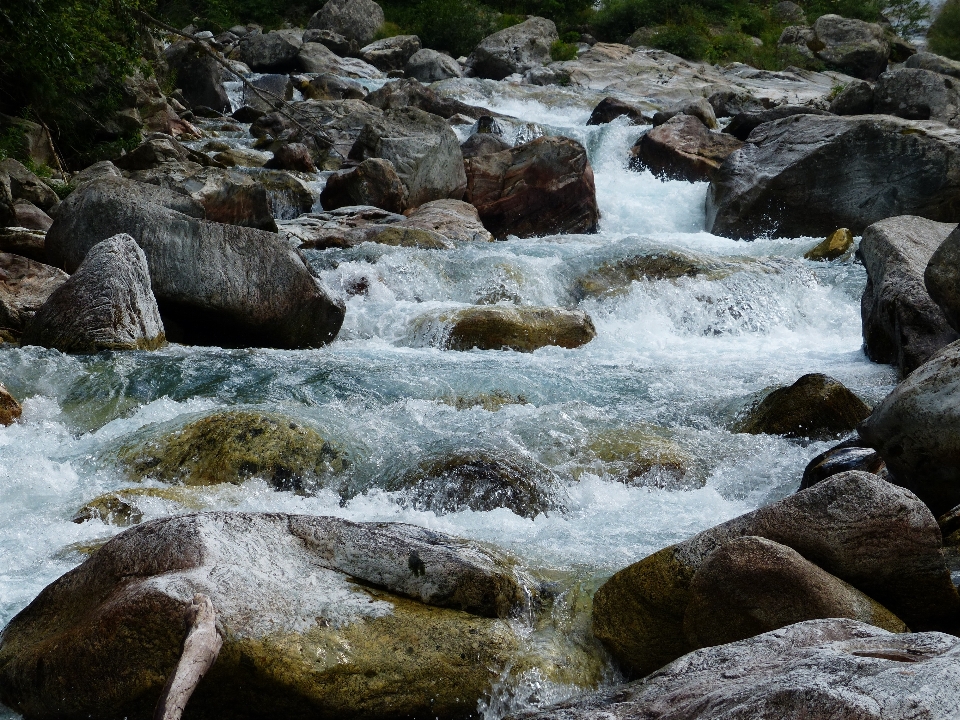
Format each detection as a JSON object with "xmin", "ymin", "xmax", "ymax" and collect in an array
[
  {"xmin": 929, "ymin": 0, "xmax": 960, "ymax": 59},
  {"xmin": 374, "ymin": 21, "xmax": 404, "ymax": 40},
  {"xmin": 379, "ymin": 0, "xmax": 499, "ymax": 57},
  {"xmin": 550, "ymin": 39, "xmax": 579, "ymax": 60}
]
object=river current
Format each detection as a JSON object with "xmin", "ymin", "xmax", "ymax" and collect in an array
[{"xmin": 0, "ymin": 87, "xmax": 897, "ymax": 717}]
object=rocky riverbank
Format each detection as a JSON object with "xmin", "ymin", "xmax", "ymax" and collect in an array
[{"xmin": 3, "ymin": 0, "xmax": 960, "ymax": 717}]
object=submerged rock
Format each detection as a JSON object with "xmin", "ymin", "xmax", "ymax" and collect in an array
[
  {"xmin": 0, "ymin": 253, "xmax": 67, "ymax": 340},
  {"xmin": 736, "ymin": 373, "xmax": 870, "ymax": 440},
  {"xmin": 515, "ymin": 619, "xmax": 960, "ymax": 720},
  {"xmin": 804, "ymin": 228, "xmax": 854, "ymax": 261},
  {"xmin": 391, "ymin": 451, "xmax": 567, "ymax": 518},
  {"xmin": 22, "ymin": 234, "xmax": 165, "ymax": 353},
  {"xmin": 860, "ymin": 215, "xmax": 958, "ymax": 376},
  {"xmin": 118, "ymin": 410, "xmax": 348, "ymax": 492},
  {"xmin": 0, "ymin": 383, "xmax": 21, "ymax": 425},
  {"xmin": 683, "ymin": 536, "xmax": 907, "ymax": 650},
  {"xmin": 591, "ymin": 472, "xmax": 958, "ymax": 677},
  {"xmin": 464, "ymin": 136, "xmax": 599, "ymax": 239},
  {"xmin": 631, "ymin": 115, "xmax": 744, "ymax": 183},
  {"xmin": 859, "ymin": 341, "xmax": 960, "ymax": 516},
  {"xmin": 431, "ymin": 305, "xmax": 596, "ymax": 352},
  {"xmin": 575, "ymin": 249, "xmax": 732, "ymax": 299},
  {"xmin": 73, "ymin": 487, "xmax": 204, "ymax": 526},
  {"xmin": 583, "ymin": 426, "xmax": 698, "ymax": 489},
  {"xmin": 0, "ymin": 512, "xmax": 537, "ymax": 718}
]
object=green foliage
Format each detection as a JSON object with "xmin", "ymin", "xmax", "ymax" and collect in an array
[
  {"xmin": 50, "ymin": 180, "xmax": 76, "ymax": 199},
  {"xmin": 929, "ymin": 0, "xmax": 960, "ymax": 59},
  {"xmin": 153, "ymin": 0, "xmax": 312, "ymax": 31},
  {"xmin": 550, "ymin": 39, "xmax": 579, "ymax": 60},
  {"xmin": 0, "ymin": 126, "xmax": 27, "ymax": 163},
  {"xmin": 374, "ymin": 20, "xmax": 403, "ymax": 40},
  {"xmin": 379, "ymin": 0, "xmax": 499, "ymax": 57},
  {"xmin": 883, "ymin": 0, "xmax": 930, "ymax": 37}
]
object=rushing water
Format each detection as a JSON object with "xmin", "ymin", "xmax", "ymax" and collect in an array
[{"xmin": 0, "ymin": 86, "xmax": 897, "ymax": 717}]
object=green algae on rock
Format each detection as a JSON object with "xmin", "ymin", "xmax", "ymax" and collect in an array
[
  {"xmin": 117, "ymin": 410, "xmax": 348, "ymax": 492},
  {"xmin": 581, "ymin": 426, "xmax": 701, "ymax": 490},
  {"xmin": 72, "ymin": 487, "xmax": 206, "ymax": 526},
  {"xmin": 804, "ymin": 228, "xmax": 854, "ymax": 261},
  {"xmin": 429, "ymin": 306, "xmax": 597, "ymax": 352}
]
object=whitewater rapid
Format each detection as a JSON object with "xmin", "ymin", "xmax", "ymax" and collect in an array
[{"xmin": 0, "ymin": 87, "xmax": 897, "ymax": 717}]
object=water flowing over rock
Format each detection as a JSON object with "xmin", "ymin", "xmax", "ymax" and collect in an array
[
  {"xmin": 430, "ymin": 305, "xmax": 597, "ymax": 352},
  {"xmin": 44, "ymin": 177, "xmax": 344, "ymax": 349},
  {"xmin": 308, "ymin": 0, "xmax": 385, "ymax": 46},
  {"xmin": 511, "ymin": 619, "xmax": 960, "ymax": 720},
  {"xmin": 586, "ymin": 97, "xmax": 649, "ymax": 126},
  {"xmin": 0, "ymin": 383, "xmax": 21, "ymax": 425},
  {"xmin": 0, "ymin": 512, "xmax": 533, "ymax": 718},
  {"xmin": 21, "ymin": 234, "xmax": 165, "ymax": 353},
  {"xmin": 683, "ymin": 536, "xmax": 906, "ymax": 649},
  {"xmin": 349, "ymin": 107, "xmax": 467, "ymax": 207},
  {"xmin": 592, "ymin": 472, "xmax": 959, "ymax": 677},
  {"xmin": 735, "ymin": 373, "xmax": 871, "ymax": 440},
  {"xmin": 118, "ymin": 410, "xmax": 348, "ymax": 492},
  {"xmin": 859, "ymin": 341, "xmax": 960, "ymax": 516},
  {"xmin": 464, "ymin": 136, "xmax": 599, "ymax": 239},
  {"xmin": 465, "ymin": 17, "xmax": 558, "ymax": 81},
  {"xmin": 860, "ymin": 216, "xmax": 958, "ymax": 376},
  {"xmin": 0, "ymin": 253, "xmax": 67, "ymax": 340},
  {"xmin": 405, "ymin": 49, "xmax": 463, "ymax": 83},
  {"xmin": 706, "ymin": 114, "xmax": 960, "ymax": 239},
  {"xmin": 804, "ymin": 228, "xmax": 853, "ymax": 261},
  {"xmin": 631, "ymin": 115, "xmax": 744, "ymax": 183}
]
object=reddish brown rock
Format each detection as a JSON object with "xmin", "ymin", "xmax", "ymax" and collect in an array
[
  {"xmin": 320, "ymin": 158, "xmax": 408, "ymax": 214},
  {"xmin": 464, "ymin": 136, "xmax": 599, "ymax": 239},
  {"xmin": 12, "ymin": 201, "xmax": 52, "ymax": 231},
  {"xmin": 265, "ymin": 143, "xmax": 317, "ymax": 173},
  {"xmin": 0, "ymin": 252, "xmax": 68, "ymax": 339},
  {"xmin": 0, "ymin": 383, "xmax": 21, "ymax": 424},
  {"xmin": 632, "ymin": 115, "xmax": 745, "ymax": 183}
]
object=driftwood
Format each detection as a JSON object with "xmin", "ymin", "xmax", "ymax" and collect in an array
[{"xmin": 153, "ymin": 594, "xmax": 223, "ymax": 720}]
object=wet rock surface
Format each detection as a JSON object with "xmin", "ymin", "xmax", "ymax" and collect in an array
[
  {"xmin": 430, "ymin": 305, "xmax": 597, "ymax": 352},
  {"xmin": 631, "ymin": 115, "xmax": 744, "ymax": 183}
]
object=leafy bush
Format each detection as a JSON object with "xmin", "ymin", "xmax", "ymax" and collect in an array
[
  {"xmin": 883, "ymin": 0, "xmax": 931, "ymax": 37},
  {"xmin": 929, "ymin": 0, "xmax": 960, "ymax": 59},
  {"xmin": 550, "ymin": 39, "xmax": 579, "ymax": 60},
  {"xmin": 379, "ymin": 0, "xmax": 500, "ymax": 57}
]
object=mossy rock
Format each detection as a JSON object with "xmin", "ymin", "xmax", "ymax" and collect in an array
[
  {"xmin": 441, "ymin": 390, "xmax": 528, "ymax": 411},
  {"xmin": 583, "ymin": 426, "xmax": 701, "ymax": 490},
  {"xmin": 735, "ymin": 373, "xmax": 870, "ymax": 440},
  {"xmin": 804, "ymin": 228, "xmax": 854, "ymax": 261},
  {"xmin": 117, "ymin": 410, "xmax": 348, "ymax": 492},
  {"xmin": 72, "ymin": 487, "xmax": 205, "ymax": 526},
  {"xmin": 441, "ymin": 306, "xmax": 596, "ymax": 352},
  {"xmin": 575, "ymin": 250, "xmax": 733, "ymax": 299},
  {"xmin": 367, "ymin": 226, "xmax": 452, "ymax": 249},
  {"xmin": 389, "ymin": 451, "xmax": 568, "ymax": 519},
  {"xmin": 0, "ymin": 383, "xmax": 21, "ymax": 426}
]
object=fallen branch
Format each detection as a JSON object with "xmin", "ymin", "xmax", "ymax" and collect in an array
[{"xmin": 153, "ymin": 594, "xmax": 223, "ymax": 720}]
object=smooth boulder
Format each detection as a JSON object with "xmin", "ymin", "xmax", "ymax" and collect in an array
[
  {"xmin": 804, "ymin": 227, "xmax": 854, "ymax": 261},
  {"xmin": 405, "ymin": 49, "xmax": 463, "ymax": 83},
  {"xmin": 0, "ymin": 159, "xmax": 59, "ymax": 211},
  {"xmin": 706, "ymin": 114, "xmax": 960, "ymax": 239},
  {"xmin": 735, "ymin": 373, "xmax": 870, "ymax": 440},
  {"xmin": 21, "ymin": 234, "xmax": 165, "ymax": 353},
  {"xmin": 349, "ymin": 107, "xmax": 467, "ymax": 207},
  {"xmin": 308, "ymin": 0, "xmax": 385, "ymax": 46},
  {"xmin": 236, "ymin": 29, "xmax": 302, "ymax": 73},
  {"xmin": 874, "ymin": 67, "xmax": 960, "ymax": 126},
  {"xmin": 464, "ymin": 136, "xmax": 599, "ymax": 239},
  {"xmin": 859, "ymin": 341, "xmax": 960, "ymax": 516},
  {"xmin": 591, "ymin": 471, "xmax": 959, "ymax": 676},
  {"xmin": 429, "ymin": 306, "xmax": 596, "ymax": 352},
  {"xmin": 0, "ymin": 384, "xmax": 21, "ymax": 425},
  {"xmin": 829, "ymin": 78, "xmax": 875, "ymax": 115},
  {"xmin": 631, "ymin": 115, "xmax": 744, "ymax": 183},
  {"xmin": 163, "ymin": 41, "xmax": 230, "ymax": 113},
  {"xmin": 465, "ymin": 17, "xmax": 558, "ymax": 81},
  {"xmin": 586, "ymin": 97, "xmax": 649, "ymax": 126},
  {"xmin": 44, "ymin": 177, "xmax": 344, "ymax": 349},
  {"xmin": 359, "ymin": 35, "xmax": 421, "ymax": 72},
  {"xmin": 860, "ymin": 216, "xmax": 958, "ymax": 375},
  {"xmin": 514, "ymin": 619, "xmax": 960, "ymax": 720},
  {"xmin": 722, "ymin": 105, "xmax": 831, "ymax": 141},
  {"xmin": 0, "ymin": 512, "xmax": 531, "ymax": 718}
]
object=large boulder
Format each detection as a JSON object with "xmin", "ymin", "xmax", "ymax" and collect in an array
[
  {"xmin": 829, "ymin": 78, "xmax": 875, "ymax": 115},
  {"xmin": 874, "ymin": 68, "xmax": 960, "ymax": 126},
  {"xmin": 236, "ymin": 29, "xmax": 303, "ymax": 73},
  {"xmin": 722, "ymin": 105, "xmax": 832, "ymax": 141},
  {"xmin": 631, "ymin": 115, "xmax": 744, "ymax": 183},
  {"xmin": 0, "ymin": 512, "xmax": 536, "ymax": 718},
  {"xmin": 0, "ymin": 383, "xmax": 21, "ymax": 425},
  {"xmin": 21, "ymin": 234, "xmax": 165, "ymax": 353},
  {"xmin": 44, "ymin": 177, "xmax": 344, "ymax": 349},
  {"xmin": 163, "ymin": 41, "xmax": 230, "ymax": 113},
  {"xmin": 811, "ymin": 14, "xmax": 890, "ymax": 80},
  {"xmin": 388, "ymin": 451, "xmax": 568, "ymax": 518},
  {"xmin": 308, "ymin": 0, "xmax": 385, "ymax": 46},
  {"xmin": 586, "ymin": 97, "xmax": 649, "ymax": 126},
  {"xmin": 514, "ymin": 619, "xmax": 960, "ymax": 720},
  {"xmin": 401, "ymin": 199, "xmax": 493, "ymax": 243},
  {"xmin": 683, "ymin": 536, "xmax": 906, "ymax": 650},
  {"xmin": 464, "ymin": 136, "xmax": 599, "ymax": 239},
  {"xmin": 706, "ymin": 114, "xmax": 960, "ymax": 240},
  {"xmin": 925, "ymin": 224, "xmax": 960, "ymax": 334},
  {"xmin": 359, "ymin": 35, "xmax": 421, "ymax": 72},
  {"xmin": 419, "ymin": 305, "xmax": 596, "ymax": 352},
  {"xmin": 735, "ymin": 373, "xmax": 871, "ymax": 440},
  {"xmin": 364, "ymin": 78, "xmax": 489, "ymax": 120},
  {"xmin": 296, "ymin": 42, "xmax": 384, "ymax": 79},
  {"xmin": 320, "ymin": 158, "xmax": 409, "ymax": 213},
  {"xmin": 0, "ymin": 159, "xmax": 58, "ymax": 211},
  {"xmin": 405, "ymin": 49, "xmax": 463, "ymax": 83},
  {"xmin": 906, "ymin": 51, "xmax": 960, "ymax": 80},
  {"xmin": 592, "ymin": 472, "xmax": 959, "ymax": 677},
  {"xmin": 465, "ymin": 17, "xmax": 558, "ymax": 81},
  {"xmin": 118, "ymin": 410, "xmax": 348, "ymax": 492},
  {"xmin": 859, "ymin": 341, "xmax": 960, "ymax": 516},
  {"xmin": 349, "ymin": 107, "xmax": 467, "ymax": 207},
  {"xmin": 0, "ymin": 253, "xmax": 67, "ymax": 340},
  {"xmin": 860, "ymin": 216, "xmax": 958, "ymax": 376}
]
